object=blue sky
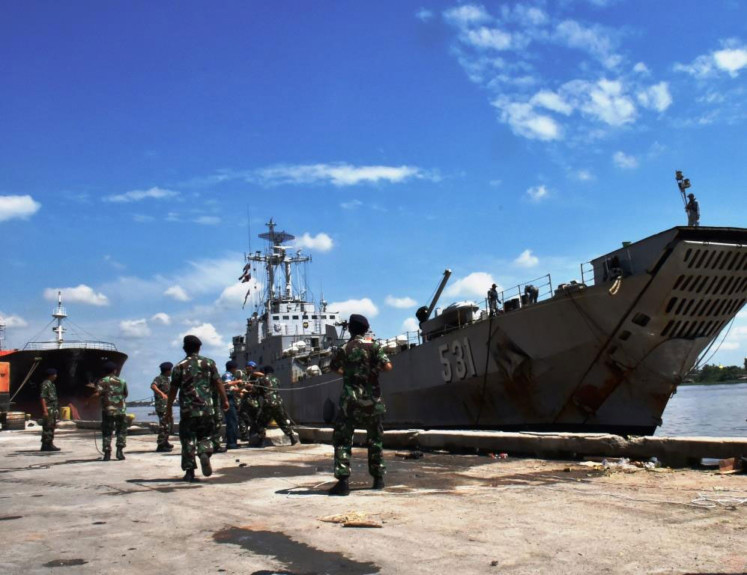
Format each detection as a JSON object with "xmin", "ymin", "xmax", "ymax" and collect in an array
[{"xmin": 1, "ymin": 1, "xmax": 746, "ymax": 399}]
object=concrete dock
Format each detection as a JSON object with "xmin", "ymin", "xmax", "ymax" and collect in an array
[{"xmin": 1, "ymin": 425, "xmax": 746, "ymax": 575}]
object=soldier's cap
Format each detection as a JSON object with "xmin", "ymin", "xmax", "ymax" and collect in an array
[
  {"xmin": 226, "ymin": 360, "xmax": 238, "ymax": 369},
  {"xmin": 103, "ymin": 361, "xmax": 117, "ymax": 373},
  {"xmin": 44, "ymin": 368, "xmax": 58, "ymax": 376},
  {"xmin": 247, "ymin": 361, "xmax": 257, "ymax": 368},
  {"xmin": 159, "ymin": 362, "xmax": 173, "ymax": 371},
  {"xmin": 348, "ymin": 314, "xmax": 369, "ymax": 335},
  {"xmin": 183, "ymin": 335, "xmax": 202, "ymax": 348},
  {"xmin": 688, "ymin": 193, "xmax": 695, "ymax": 198},
  {"xmin": 491, "ymin": 283, "xmax": 497, "ymax": 288},
  {"xmin": 262, "ymin": 365, "xmax": 274, "ymax": 374}
]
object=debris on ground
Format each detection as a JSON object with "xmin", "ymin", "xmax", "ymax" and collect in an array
[
  {"xmin": 717, "ymin": 457, "xmax": 745, "ymax": 475},
  {"xmin": 319, "ymin": 511, "xmax": 382, "ymax": 528},
  {"xmin": 394, "ymin": 450, "xmax": 423, "ymax": 460}
]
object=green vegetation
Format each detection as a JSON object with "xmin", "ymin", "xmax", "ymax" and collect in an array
[{"xmin": 685, "ymin": 363, "xmax": 747, "ymax": 385}]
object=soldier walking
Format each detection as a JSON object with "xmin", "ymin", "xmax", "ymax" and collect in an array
[
  {"xmin": 39, "ymin": 368, "xmax": 61, "ymax": 452},
  {"xmin": 96, "ymin": 361, "xmax": 128, "ymax": 461},
  {"xmin": 166, "ymin": 335, "xmax": 229, "ymax": 482},
  {"xmin": 329, "ymin": 314, "xmax": 393, "ymax": 496},
  {"xmin": 151, "ymin": 362, "xmax": 174, "ymax": 452},
  {"xmin": 249, "ymin": 365, "xmax": 298, "ymax": 446}
]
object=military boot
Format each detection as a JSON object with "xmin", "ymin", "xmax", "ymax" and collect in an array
[
  {"xmin": 49, "ymin": 445, "xmax": 61, "ymax": 451},
  {"xmin": 290, "ymin": 433, "xmax": 299, "ymax": 446},
  {"xmin": 116, "ymin": 447, "xmax": 125, "ymax": 461},
  {"xmin": 199, "ymin": 452, "xmax": 213, "ymax": 477},
  {"xmin": 183, "ymin": 469, "xmax": 198, "ymax": 482},
  {"xmin": 328, "ymin": 477, "xmax": 350, "ymax": 496},
  {"xmin": 372, "ymin": 477, "xmax": 385, "ymax": 490},
  {"xmin": 102, "ymin": 450, "xmax": 111, "ymax": 462},
  {"xmin": 156, "ymin": 444, "xmax": 170, "ymax": 453}
]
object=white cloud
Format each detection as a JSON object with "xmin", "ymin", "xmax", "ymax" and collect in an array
[
  {"xmin": 577, "ymin": 79, "xmax": 637, "ymax": 126},
  {"xmin": 341, "ymin": 199, "xmax": 363, "ymax": 210},
  {"xmin": 256, "ymin": 163, "xmax": 434, "ymax": 187},
  {"xmin": 44, "ymin": 285, "xmax": 110, "ymax": 306},
  {"xmin": 633, "ymin": 62, "xmax": 650, "ymax": 75},
  {"xmin": 713, "ymin": 47, "xmax": 747, "ymax": 77},
  {"xmin": 444, "ymin": 272, "xmax": 498, "ymax": 299},
  {"xmin": 530, "ymin": 90, "xmax": 573, "ymax": 115},
  {"xmin": 514, "ymin": 249, "xmax": 539, "ymax": 268},
  {"xmin": 151, "ymin": 312, "xmax": 171, "ymax": 326},
  {"xmin": 464, "ymin": 27, "xmax": 513, "ymax": 50},
  {"xmin": 215, "ymin": 281, "xmax": 262, "ymax": 308},
  {"xmin": 637, "ymin": 82, "xmax": 672, "ymax": 112},
  {"xmin": 553, "ymin": 20, "xmax": 621, "ymax": 69},
  {"xmin": 0, "ymin": 195, "xmax": 41, "ymax": 222},
  {"xmin": 416, "ymin": 8, "xmax": 434, "ymax": 22},
  {"xmin": 613, "ymin": 151, "xmax": 638, "ymax": 169},
  {"xmin": 194, "ymin": 216, "xmax": 221, "ymax": 225},
  {"xmin": 328, "ymin": 298, "xmax": 379, "ymax": 319},
  {"xmin": 576, "ymin": 170, "xmax": 594, "ymax": 181},
  {"xmin": 385, "ymin": 295, "xmax": 417, "ymax": 309},
  {"xmin": 526, "ymin": 185, "xmax": 549, "ymax": 202},
  {"xmin": 164, "ymin": 285, "xmax": 190, "ymax": 302},
  {"xmin": 176, "ymin": 323, "xmax": 225, "ymax": 350},
  {"xmin": 494, "ymin": 100, "xmax": 562, "ymax": 140},
  {"xmin": 443, "ymin": 4, "xmax": 492, "ymax": 26},
  {"xmin": 120, "ymin": 319, "xmax": 151, "ymax": 339},
  {"xmin": 104, "ymin": 186, "xmax": 179, "ymax": 203},
  {"xmin": 0, "ymin": 313, "xmax": 27, "ymax": 328},
  {"xmin": 401, "ymin": 317, "xmax": 421, "ymax": 333},
  {"xmin": 293, "ymin": 232, "xmax": 334, "ymax": 252}
]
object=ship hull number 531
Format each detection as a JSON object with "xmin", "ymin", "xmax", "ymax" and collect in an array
[{"xmin": 438, "ymin": 337, "xmax": 477, "ymax": 382}]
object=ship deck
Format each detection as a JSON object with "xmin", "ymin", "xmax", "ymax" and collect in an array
[{"xmin": 1, "ymin": 426, "xmax": 746, "ymax": 574}]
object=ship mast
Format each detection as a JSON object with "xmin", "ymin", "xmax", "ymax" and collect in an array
[
  {"xmin": 0, "ymin": 318, "xmax": 5, "ymax": 351},
  {"xmin": 247, "ymin": 219, "xmax": 311, "ymax": 313},
  {"xmin": 51, "ymin": 291, "xmax": 67, "ymax": 348}
]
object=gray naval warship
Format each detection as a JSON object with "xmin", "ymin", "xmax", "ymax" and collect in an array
[{"xmin": 231, "ymin": 216, "xmax": 746, "ymax": 436}]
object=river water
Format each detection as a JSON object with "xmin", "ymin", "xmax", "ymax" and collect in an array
[{"xmin": 128, "ymin": 383, "xmax": 747, "ymax": 437}]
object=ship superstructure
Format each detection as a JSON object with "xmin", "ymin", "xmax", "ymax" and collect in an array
[{"xmin": 231, "ymin": 220, "xmax": 346, "ymax": 382}]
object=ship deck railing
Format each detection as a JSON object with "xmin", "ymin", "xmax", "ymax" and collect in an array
[
  {"xmin": 478, "ymin": 273, "xmax": 554, "ymax": 314},
  {"xmin": 22, "ymin": 340, "xmax": 119, "ymax": 352}
]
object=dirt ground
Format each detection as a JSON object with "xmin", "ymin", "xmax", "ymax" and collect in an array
[{"xmin": 1, "ymin": 426, "xmax": 745, "ymax": 574}]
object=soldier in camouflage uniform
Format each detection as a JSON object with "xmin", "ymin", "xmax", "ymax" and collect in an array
[
  {"xmin": 39, "ymin": 368, "xmax": 61, "ymax": 452},
  {"xmin": 166, "ymin": 335, "xmax": 229, "ymax": 482},
  {"xmin": 249, "ymin": 365, "xmax": 298, "ymax": 446},
  {"xmin": 329, "ymin": 314, "xmax": 393, "ymax": 496},
  {"xmin": 150, "ymin": 362, "xmax": 174, "ymax": 452},
  {"xmin": 210, "ymin": 386, "xmax": 226, "ymax": 453},
  {"xmin": 238, "ymin": 361, "xmax": 261, "ymax": 442},
  {"xmin": 96, "ymin": 361, "xmax": 129, "ymax": 461}
]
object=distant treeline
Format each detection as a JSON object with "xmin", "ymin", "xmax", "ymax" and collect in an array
[{"xmin": 686, "ymin": 364, "xmax": 747, "ymax": 384}]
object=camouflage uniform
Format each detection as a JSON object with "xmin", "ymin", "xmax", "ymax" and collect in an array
[
  {"xmin": 238, "ymin": 371, "xmax": 261, "ymax": 441},
  {"xmin": 250, "ymin": 373, "xmax": 295, "ymax": 444},
  {"xmin": 97, "ymin": 375, "xmax": 128, "ymax": 452},
  {"xmin": 151, "ymin": 374, "xmax": 172, "ymax": 448},
  {"xmin": 40, "ymin": 379, "xmax": 59, "ymax": 449},
  {"xmin": 330, "ymin": 336, "xmax": 390, "ymax": 480},
  {"xmin": 221, "ymin": 371, "xmax": 240, "ymax": 447},
  {"xmin": 211, "ymin": 387, "xmax": 224, "ymax": 451},
  {"xmin": 171, "ymin": 354, "xmax": 221, "ymax": 471}
]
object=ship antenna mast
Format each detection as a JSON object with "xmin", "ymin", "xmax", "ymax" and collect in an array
[
  {"xmin": 51, "ymin": 291, "xmax": 67, "ymax": 348},
  {"xmin": 0, "ymin": 318, "xmax": 5, "ymax": 351}
]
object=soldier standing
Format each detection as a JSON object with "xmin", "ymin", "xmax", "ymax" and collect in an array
[
  {"xmin": 97, "ymin": 361, "xmax": 128, "ymax": 461},
  {"xmin": 166, "ymin": 335, "xmax": 229, "ymax": 482},
  {"xmin": 39, "ymin": 368, "xmax": 61, "ymax": 452},
  {"xmin": 328, "ymin": 314, "xmax": 393, "ymax": 496},
  {"xmin": 488, "ymin": 284, "xmax": 500, "ymax": 316},
  {"xmin": 222, "ymin": 360, "xmax": 241, "ymax": 449},
  {"xmin": 686, "ymin": 193, "xmax": 700, "ymax": 227},
  {"xmin": 249, "ymin": 365, "xmax": 298, "ymax": 446},
  {"xmin": 151, "ymin": 362, "xmax": 174, "ymax": 452}
]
